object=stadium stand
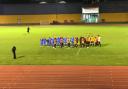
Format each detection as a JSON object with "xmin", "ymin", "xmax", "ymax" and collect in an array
[
  {"xmin": 100, "ymin": 1, "xmax": 128, "ymax": 22},
  {"xmin": 0, "ymin": 3, "xmax": 81, "ymax": 25},
  {"xmin": 0, "ymin": 0, "xmax": 128, "ymax": 24}
]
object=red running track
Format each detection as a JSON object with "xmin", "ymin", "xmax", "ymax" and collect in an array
[{"xmin": 0, "ymin": 66, "xmax": 128, "ymax": 89}]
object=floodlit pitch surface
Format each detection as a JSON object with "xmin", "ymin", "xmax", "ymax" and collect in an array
[{"xmin": 0, "ymin": 25, "xmax": 128, "ymax": 65}]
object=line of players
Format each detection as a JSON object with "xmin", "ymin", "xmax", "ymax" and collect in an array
[{"xmin": 40, "ymin": 35, "xmax": 101, "ymax": 48}]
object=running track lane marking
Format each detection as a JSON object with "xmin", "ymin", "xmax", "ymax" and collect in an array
[{"xmin": 0, "ymin": 66, "xmax": 128, "ymax": 89}]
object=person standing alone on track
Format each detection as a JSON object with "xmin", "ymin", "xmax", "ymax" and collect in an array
[{"xmin": 12, "ymin": 46, "xmax": 16, "ymax": 59}]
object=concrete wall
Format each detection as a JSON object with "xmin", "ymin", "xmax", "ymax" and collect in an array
[
  {"xmin": 0, "ymin": 14, "xmax": 81, "ymax": 24},
  {"xmin": 100, "ymin": 13, "xmax": 128, "ymax": 22},
  {"xmin": 100, "ymin": 1, "xmax": 128, "ymax": 22},
  {"xmin": 0, "ymin": 3, "xmax": 82, "ymax": 24}
]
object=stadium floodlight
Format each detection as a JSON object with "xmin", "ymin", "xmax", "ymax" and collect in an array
[
  {"xmin": 58, "ymin": 1, "xmax": 66, "ymax": 4},
  {"xmin": 39, "ymin": 1, "xmax": 47, "ymax": 4}
]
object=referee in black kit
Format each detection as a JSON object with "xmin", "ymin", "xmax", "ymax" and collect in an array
[
  {"xmin": 27, "ymin": 26, "xmax": 30, "ymax": 34},
  {"xmin": 12, "ymin": 46, "xmax": 16, "ymax": 59}
]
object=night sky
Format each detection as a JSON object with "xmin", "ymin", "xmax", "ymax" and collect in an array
[
  {"xmin": 0, "ymin": 0, "xmax": 126, "ymax": 3},
  {"xmin": 0, "ymin": 0, "xmax": 83, "ymax": 3}
]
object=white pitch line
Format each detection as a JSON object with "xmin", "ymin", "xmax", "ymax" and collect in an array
[{"xmin": 76, "ymin": 48, "xmax": 81, "ymax": 56}]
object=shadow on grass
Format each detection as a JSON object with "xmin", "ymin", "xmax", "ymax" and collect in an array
[
  {"xmin": 101, "ymin": 43, "xmax": 109, "ymax": 47},
  {"xmin": 17, "ymin": 56, "xmax": 25, "ymax": 59}
]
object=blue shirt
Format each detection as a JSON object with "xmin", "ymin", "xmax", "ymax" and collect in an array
[
  {"xmin": 64, "ymin": 38, "xmax": 67, "ymax": 43},
  {"xmin": 57, "ymin": 37, "xmax": 60, "ymax": 43},
  {"xmin": 71, "ymin": 37, "xmax": 74, "ymax": 43},
  {"xmin": 40, "ymin": 39, "xmax": 43, "ymax": 45},
  {"xmin": 44, "ymin": 39, "xmax": 46, "ymax": 45},
  {"xmin": 51, "ymin": 38, "xmax": 54, "ymax": 45}
]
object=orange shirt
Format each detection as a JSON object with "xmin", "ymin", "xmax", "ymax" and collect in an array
[
  {"xmin": 82, "ymin": 38, "xmax": 84, "ymax": 43},
  {"xmin": 54, "ymin": 38, "xmax": 57, "ymax": 44},
  {"xmin": 67, "ymin": 38, "xmax": 70, "ymax": 43}
]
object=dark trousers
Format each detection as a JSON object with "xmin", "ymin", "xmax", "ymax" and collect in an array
[
  {"xmin": 13, "ymin": 52, "xmax": 16, "ymax": 59},
  {"xmin": 86, "ymin": 42, "xmax": 90, "ymax": 47},
  {"xmin": 60, "ymin": 43, "xmax": 63, "ymax": 48},
  {"xmin": 54, "ymin": 44, "xmax": 56, "ymax": 48},
  {"xmin": 68, "ymin": 43, "xmax": 70, "ymax": 47},
  {"xmin": 74, "ymin": 44, "xmax": 78, "ymax": 48},
  {"xmin": 81, "ymin": 43, "xmax": 85, "ymax": 47}
]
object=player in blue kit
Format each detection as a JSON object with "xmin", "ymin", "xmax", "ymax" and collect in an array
[
  {"xmin": 43, "ymin": 38, "xmax": 47, "ymax": 46},
  {"xmin": 63, "ymin": 37, "xmax": 67, "ymax": 46},
  {"xmin": 47, "ymin": 37, "xmax": 51, "ymax": 46},
  {"xmin": 51, "ymin": 37, "xmax": 54, "ymax": 47},
  {"xmin": 40, "ymin": 38, "xmax": 43, "ymax": 46},
  {"xmin": 70, "ymin": 37, "xmax": 74, "ymax": 47},
  {"xmin": 41, "ymin": 38, "xmax": 44, "ymax": 46},
  {"xmin": 57, "ymin": 37, "xmax": 60, "ymax": 46}
]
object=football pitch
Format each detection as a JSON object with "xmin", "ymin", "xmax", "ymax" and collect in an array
[{"xmin": 0, "ymin": 25, "xmax": 128, "ymax": 65}]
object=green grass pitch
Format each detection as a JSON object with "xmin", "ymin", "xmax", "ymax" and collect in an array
[{"xmin": 0, "ymin": 25, "xmax": 128, "ymax": 65}]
